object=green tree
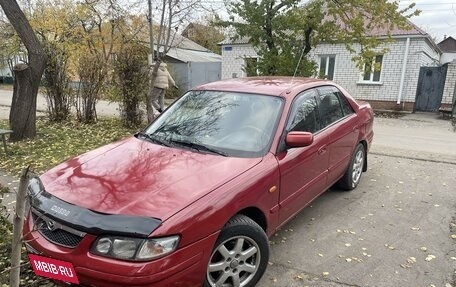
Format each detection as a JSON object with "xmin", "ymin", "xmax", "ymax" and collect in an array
[{"xmin": 217, "ymin": 0, "xmax": 419, "ymax": 76}]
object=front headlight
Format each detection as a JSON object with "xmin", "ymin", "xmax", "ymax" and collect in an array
[{"xmin": 91, "ymin": 235, "xmax": 180, "ymax": 261}]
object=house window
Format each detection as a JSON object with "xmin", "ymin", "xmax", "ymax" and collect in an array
[
  {"xmin": 319, "ymin": 55, "xmax": 335, "ymax": 80},
  {"xmin": 361, "ymin": 55, "xmax": 383, "ymax": 83},
  {"xmin": 244, "ymin": 57, "xmax": 258, "ymax": 77}
]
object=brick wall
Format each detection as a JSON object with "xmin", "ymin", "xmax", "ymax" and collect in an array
[
  {"xmin": 309, "ymin": 38, "xmax": 441, "ymax": 108},
  {"xmin": 221, "ymin": 37, "xmax": 441, "ymax": 111},
  {"xmin": 442, "ymin": 61, "xmax": 456, "ymax": 105},
  {"xmin": 221, "ymin": 44, "xmax": 258, "ymax": 79}
]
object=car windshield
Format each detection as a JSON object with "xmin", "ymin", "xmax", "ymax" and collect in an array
[{"xmin": 144, "ymin": 90, "xmax": 283, "ymax": 158}]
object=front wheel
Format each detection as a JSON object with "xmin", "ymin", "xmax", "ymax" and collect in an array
[
  {"xmin": 337, "ymin": 143, "xmax": 365, "ymax": 190},
  {"xmin": 204, "ymin": 215, "xmax": 269, "ymax": 287}
]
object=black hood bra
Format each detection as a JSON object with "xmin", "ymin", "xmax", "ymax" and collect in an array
[{"xmin": 28, "ymin": 177, "xmax": 162, "ymax": 238}]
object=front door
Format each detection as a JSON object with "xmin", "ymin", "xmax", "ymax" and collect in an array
[{"xmin": 277, "ymin": 89, "xmax": 329, "ymax": 224}]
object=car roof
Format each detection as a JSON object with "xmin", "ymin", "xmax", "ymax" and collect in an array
[{"xmin": 193, "ymin": 77, "xmax": 331, "ymax": 97}]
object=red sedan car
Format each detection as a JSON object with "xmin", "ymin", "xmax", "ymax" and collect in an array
[{"xmin": 24, "ymin": 77, "xmax": 373, "ymax": 287}]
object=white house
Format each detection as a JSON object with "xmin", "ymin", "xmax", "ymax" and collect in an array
[
  {"xmin": 438, "ymin": 36, "xmax": 456, "ymax": 64},
  {"xmin": 220, "ymin": 21, "xmax": 443, "ymax": 111}
]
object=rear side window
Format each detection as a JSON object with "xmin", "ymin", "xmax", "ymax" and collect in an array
[
  {"xmin": 318, "ymin": 89, "xmax": 344, "ymax": 128},
  {"xmin": 337, "ymin": 91, "xmax": 354, "ymax": 116}
]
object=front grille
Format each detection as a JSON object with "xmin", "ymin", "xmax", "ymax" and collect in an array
[{"xmin": 32, "ymin": 211, "xmax": 86, "ymax": 248}]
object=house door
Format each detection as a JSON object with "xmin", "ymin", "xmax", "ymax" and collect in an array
[{"xmin": 414, "ymin": 65, "xmax": 448, "ymax": 112}]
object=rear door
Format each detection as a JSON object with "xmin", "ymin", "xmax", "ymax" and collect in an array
[
  {"xmin": 277, "ymin": 89, "xmax": 330, "ymax": 224},
  {"xmin": 316, "ymin": 86, "xmax": 359, "ymax": 186}
]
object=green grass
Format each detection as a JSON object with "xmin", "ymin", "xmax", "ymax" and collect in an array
[
  {"xmin": 0, "ymin": 117, "xmax": 139, "ymax": 286},
  {"xmin": 0, "ymin": 117, "xmax": 139, "ymax": 176}
]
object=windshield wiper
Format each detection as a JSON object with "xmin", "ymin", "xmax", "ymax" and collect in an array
[
  {"xmin": 168, "ymin": 139, "xmax": 228, "ymax": 157},
  {"xmin": 135, "ymin": 132, "xmax": 172, "ymax": 147}
]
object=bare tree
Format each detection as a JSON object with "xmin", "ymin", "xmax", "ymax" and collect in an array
[
  {"xmin": 146, "ymin": 0, "xmax": 199, "ymax": 122},
  {"xmin": 0, "ymin": 0, "xmax": 46, "ymax": 141}
]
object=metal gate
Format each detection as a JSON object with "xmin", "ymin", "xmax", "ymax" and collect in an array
[{"xmin": 414, "ymin": 65, "xmax": 448, "ymax": 112}]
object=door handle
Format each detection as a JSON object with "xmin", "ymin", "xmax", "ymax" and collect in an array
[{"xmin": 318, "ymin": 146, "xmax": 327, "ymax": 155}]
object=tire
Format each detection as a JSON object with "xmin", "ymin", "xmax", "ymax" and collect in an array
[
  {"xmin": 204, "ymin": 215, "xmax": 269, "ymax": 287},
  {"xmin": 337, "ymin": 143, "xmax": 365, "ymax": 190}
]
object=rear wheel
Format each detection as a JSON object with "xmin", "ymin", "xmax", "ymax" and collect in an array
[
  {"xmin": 204, "ymin": 215, "xmax": 269, "ymax": 287},
  {"xmin": 337, "ymin": 143, "xmax": 365, "ymax": 190}
]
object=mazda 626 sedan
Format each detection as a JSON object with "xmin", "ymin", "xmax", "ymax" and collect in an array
[{"xmin": 24, "ymin": 77, "xmax": 374, "ymax": 287}]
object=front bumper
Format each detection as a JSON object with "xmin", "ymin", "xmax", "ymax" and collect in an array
[{"xmin": 23, "ymin": 211, "xmax": 219, "ymax": 287}]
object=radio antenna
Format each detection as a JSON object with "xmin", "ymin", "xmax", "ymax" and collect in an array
[{"xmin": 292, "ymin": 45, "xmax": 306, "ymax": 79}]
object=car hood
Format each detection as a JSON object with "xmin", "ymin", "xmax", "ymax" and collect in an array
[{"xmin": 40, "ymin": 137, "xmax": 262, "ymax": 220}]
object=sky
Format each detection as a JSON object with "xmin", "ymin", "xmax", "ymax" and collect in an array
[
  {"xmin": 398, "ymin": 0, "xmax": 456, "ymax": 42},
  {"xmin": 196, "ymin": 0, "xmax": 456, "ymax": 44}
]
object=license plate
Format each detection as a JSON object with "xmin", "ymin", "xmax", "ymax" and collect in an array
[{"xmin": 28, "ymin": 254, "xmax": 79, "ymax": 284}]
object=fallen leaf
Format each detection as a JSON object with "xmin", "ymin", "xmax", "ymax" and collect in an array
[
  {"xmin": 425, "ymin": 255, "xmax": 436, "ymax": 262},
  {"xmin": 294, "ymin": 274, "xmax": 305, "ymax": 280}
]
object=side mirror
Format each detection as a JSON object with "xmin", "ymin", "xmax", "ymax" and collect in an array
[{"xmin": 285, "ymin": 131, "xmax": 313, "ymax": 148}]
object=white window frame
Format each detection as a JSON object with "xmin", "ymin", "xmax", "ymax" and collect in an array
[
  {"xmin": 318, "ymin": 55, "xmax": 336, "ymax": 80},
  {"xmin": 359, "ymin": 54, "xmax": 384, "ymax": 84}
]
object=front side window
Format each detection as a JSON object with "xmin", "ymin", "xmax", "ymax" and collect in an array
[
  {"xmin": 144, "ymin": 91, "xmax": 283, "ymax": 158},
  {"xmin": 319, "ymin": 55, "xmax": 336, "ymax": 80},
  {"xmin": 288, "ymin": 90, "xmax": 320, "ymax": 133},
  {"xmin": 361, "ymin": 55, "xmax": 383, "ymax": 83}
]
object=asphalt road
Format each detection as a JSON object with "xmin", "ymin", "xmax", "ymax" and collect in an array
[{"xmin": 1, "ymin": 90, "xmax": 455, "ymax": 286}]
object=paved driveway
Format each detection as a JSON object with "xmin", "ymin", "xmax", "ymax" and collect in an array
[
  {"xmin": 1, "ymin": 92, "xmax": 455, "ymax": 286},
  {"xmin": 258, "ymin": 154, "xmax": 455, "ymax": 286},
  {"xmin": 256, "ymin": 113, "xmax": 456, "ymax": 286}
]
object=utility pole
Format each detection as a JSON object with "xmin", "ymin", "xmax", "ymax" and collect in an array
[{"xmin": 148, "ymin": 0, "xmax": 154, "ymax": 65}]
